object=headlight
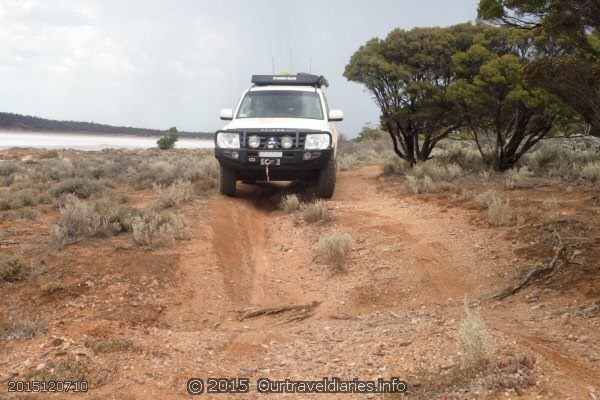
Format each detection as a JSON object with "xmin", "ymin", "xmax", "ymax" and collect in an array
[
  {"xmin": 281, "ymin": 136, "xmax": 293, "ymax": 149},
  {"xmin": 216, "ymin": 132, "xmax": 240, "ymax": 149},
  {"xmin": 248, "ymin": 135, "xmax": 260, "ymax": 148},
  {"xmin": 304, "ymin": 134, "xmax": 330, "ymax": 150}
]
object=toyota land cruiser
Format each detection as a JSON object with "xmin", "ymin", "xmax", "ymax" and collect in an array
[{"xmin": 214, "ymin": 73, "xmax": 342, "ymax": 198}]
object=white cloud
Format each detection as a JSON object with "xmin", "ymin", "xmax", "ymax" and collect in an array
[{"xmin": 0, "ymin": 0, "xmax": 477, "ymax": 134}]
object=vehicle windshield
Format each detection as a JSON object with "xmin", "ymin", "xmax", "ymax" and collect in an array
[{"xmin": 237, "ymin": 91, "xmax": 324, "ymax": 119}]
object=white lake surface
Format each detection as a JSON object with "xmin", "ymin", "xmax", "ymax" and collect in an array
[{"xmin": 0, "ymin": 131, "xmax": 214, "ymax": 151}]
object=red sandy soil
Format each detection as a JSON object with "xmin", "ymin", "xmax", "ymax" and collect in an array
[{"xmin": 1, "ymin": 166, "xmax": 598, "ymax": 399}]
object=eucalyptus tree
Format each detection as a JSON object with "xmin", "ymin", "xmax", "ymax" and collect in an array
[{"xmin": 344, "ymin": 24, "xmax": 481, "ymax": 165}]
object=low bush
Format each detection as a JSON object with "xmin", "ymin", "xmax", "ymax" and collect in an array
[
  {"xmin": 318, "ymin": 232, "xmax": 353, "ymax": 272},
  {"xmin": 0, "ymin": 253, "xmax": 29, "ymax": 282},
  {"xmin": 303, "ymin": 202, "xmax": 334, "ymax": 223},
  {"xmin": 382, "ymin": 158, "xmax": 411, "ymax": 176},
  {"xmin": 337, "ymin": 153, "xmax": 360, "ymax": 171},
  {"xmin": 41, "ymin": 282, "xmax": 64, "ymax": 294},
  {"xmin": 580, "ymin": 161, "xmax": 600, "ymax": 182},
  {"xmin": 280, "ymin": 194, "xmax": 301, "ymax": 213},
  {"xmin": 154, "ymin": 179, "xmax": 194, "ymax": 209},
  {"xmin": 505, "ymin": 167, "xmax": 534, "ymax": 189},
  {"xmin": 25, "ymin": 356, "xmax": 106, "ymax": 383},
  {"xmin": 459, "ymin": 301, "xmax": 494, "ymax": 371},
  {"xmin": 132, "ymin": 212, "xmax": 191, "ymax": 246},
  {"xmin": 54, "ymin": 195, "xmax": 141, "ymax": 244},
  {"xmin": 0, "ymin": 311, "xmax": 48, "ymax": 339},
  {"xmin": 52, "ymin": 178, "xmax": 103, "ymax": 199},
  {"xmin": 85, "ymin": 338, "xmax": 134, "ymax": 354},
  {"xmin": 485, "ymin": 192, "xmax": 513, "ymax": 227}
]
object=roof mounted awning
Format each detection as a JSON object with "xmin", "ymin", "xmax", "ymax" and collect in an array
[{"xmin": 251, "ymin": 73, "xmax": 329, "ymax": 88}]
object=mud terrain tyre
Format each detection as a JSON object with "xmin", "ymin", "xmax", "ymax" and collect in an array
[
  {"xmin": 315, "ymin": 156, "xmax": 336, "ymax": 198},
  {"xmin": 219, "ymin": 165, "xmax": 237, "ymax": 196}
]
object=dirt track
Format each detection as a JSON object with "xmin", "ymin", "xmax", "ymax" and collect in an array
[{"xmin": 2, "ymin": 166, "xmax": 599, "ymax": 399}]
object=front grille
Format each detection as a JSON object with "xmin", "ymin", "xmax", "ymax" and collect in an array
[{"xmin": 241, "ymin": 132, "xmax": 307, "ymax": 150}]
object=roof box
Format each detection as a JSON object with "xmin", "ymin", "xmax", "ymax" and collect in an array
[{"xmin": 251, "ymin": 73, "xmax": 329, "ymax": 88}]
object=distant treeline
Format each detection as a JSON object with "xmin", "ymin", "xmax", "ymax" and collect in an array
[{"xmin": 0, "ymin": 112, "xmax": 212, "ymax": 138}]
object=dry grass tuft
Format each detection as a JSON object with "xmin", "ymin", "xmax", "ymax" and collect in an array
[
  {"xmin": 154, "ymin": 179, "xmax": 194, "ymax": 209},
  {"xmin": 478, "ymin": 191, "xmax": 513, "ymax": 226},
  {"xmin": 505, "ymin": 167, "xmax": 535, "ymax": 189},
  {"xmin": 580, "ymin": 161, "xmax": 600, "ymax": 182},
  {"xmin": 41, "ymin": 281, "xmax": 65, "ymax": 294},
  {"xmin": 52, "ymin": 177, "xmax": 103, "ymax": 199},
  {"xmin": 406, "ymin": 175, "xmax": 435, "ymax": 194},
  {"xmin": 280, "ymin": 194, "xmax": 301, "ymax": 213},
  {"xmin": 0, "ymin": 253, "xmax": 29, "ymax": 282},
  {"xmin": 303, "ymin": 202, "xmax": 334, "ymax": 223},
  {"xmin": 54, "ymin": 195, "xmax": 140, "ymax": 244},
  {"xmin": 543, "ymin": 197, "xmax": 562, "ymax": 222},
  {"xmin": 318, "ymin": 232, "xmax": 353, "ymax": 272},
  {"xmin": 25, "ymin": 355, "xmax": 112, "ymax": 385},
  {"xmin": 85, "ymin": 337, "xmax": 135, "ymax": 354},
  {"xmin": 132, "ymin": 212, "xmax": 191, "ymax": 246},
  {"xmin": 382, "ymin": 158, "xmax": 411, "ymax": 176},
  {"xmin": 459, "ymin": 300, "xmax": 494, "ymax": 371},
  {"xmin": 0, "ymin": 311, "xmax": 48, "ymax": 339}
]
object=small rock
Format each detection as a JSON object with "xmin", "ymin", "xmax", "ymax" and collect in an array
[
  {"xmin": 133, "ymin": 376, "xmax": 145, "ymax": 384},
  {"xmin": 579, "ymin": 336, "xmax": 590, "ymax": 343},
  {"xmin": 440, "ymin": 363, "xmax": 456, "ymax": 370}
]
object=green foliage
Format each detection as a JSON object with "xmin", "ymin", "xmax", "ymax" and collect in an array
[
  {"xmin": 477, "ymin": 0, "xmax": 600, "ymax": 136},
  {"xmin": 355, "ymin": 125, "xmax": 384, "ymax": 142},
  {"xmin": 344, "ymin": 23, "xmax": 482, "ymax": 164},
  {"xmin": 157, "ymin": 127, "xmax": 179, "ymax": 150},
  {"xmin": 448, "ymin": 26, "xmax": 574, "ymax": 170}
]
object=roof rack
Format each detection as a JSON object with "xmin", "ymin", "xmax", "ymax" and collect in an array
[{"xmin": 251, "ymin": 73, "xmax": 329, "ymax": 88}]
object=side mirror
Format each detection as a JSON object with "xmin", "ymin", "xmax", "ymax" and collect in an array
[
  {"xmin": 328, "ymin": 110, "xmax": 343, "ymax": 122},
  {"xmin": 220, "ymin": 108, "xmax": 233, "ymax": 120}
]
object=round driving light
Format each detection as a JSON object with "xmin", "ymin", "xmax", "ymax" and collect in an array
[
  {"xmin": 281, "ymin": 136, "xmax": 293, "ymax": 149},
  {"xmin": 231, "ymin": 151, "xmax": 239, "ymax": 159},
  {"xmin": 248, "ymin": 135, "xmax": 260, "ymax": 148},
  {"xmin": 303, "ymin": 152, "xmax": 312, "ymax": 160}
]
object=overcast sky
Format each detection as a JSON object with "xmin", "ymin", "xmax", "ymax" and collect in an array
[{"xmin": 0, "ymin": 0, "xmax": 478, "ymax": 137}]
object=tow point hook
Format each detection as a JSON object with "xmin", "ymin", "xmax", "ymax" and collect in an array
[{"xmin": 264, "ymin": 159, "xmax": 271, "ymax": 181}]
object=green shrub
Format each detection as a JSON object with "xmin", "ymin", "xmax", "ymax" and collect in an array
[{"xmin": 157, "ymin": 127, "xmax": 179, "ymax": 150}]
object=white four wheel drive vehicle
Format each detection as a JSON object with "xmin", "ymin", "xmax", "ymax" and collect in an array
[{"xmin": 214, "ymin": 73, "xmax": 343, "ymax": 198}]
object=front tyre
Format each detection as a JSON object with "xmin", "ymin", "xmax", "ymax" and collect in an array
[
  {"xmin": 315, "ymin": 156, "xmax": 336, "ymax": 198},
  {"xmin": 219, "ymin": 165, "xmax": 237, "ymax": 196}
]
